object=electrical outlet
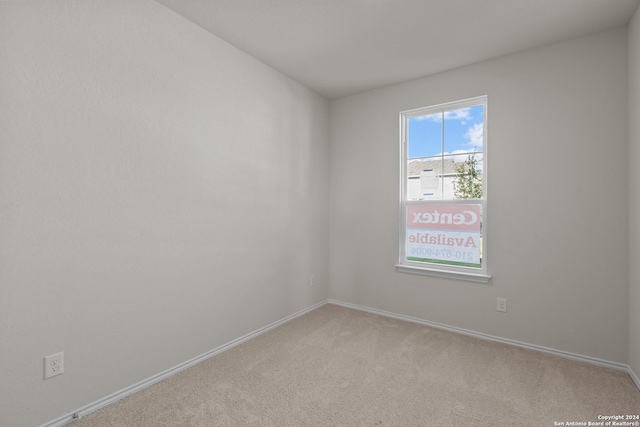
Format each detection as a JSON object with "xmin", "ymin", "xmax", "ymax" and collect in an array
[
  {"xmin": 497, "ymin": 298, "xmax": 507, "ymax": 313},
  {"xmin": 309, "ymin": 276, "xmax": 315, "ymax": 287},
  {"xmin": 44, "ymin": 352, "xmax": 64, "ymax": 379}
]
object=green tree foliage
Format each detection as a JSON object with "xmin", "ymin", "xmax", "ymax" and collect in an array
[{"xmin": 453, "ymin": 154, "xmax": 483, "ymax": 199}]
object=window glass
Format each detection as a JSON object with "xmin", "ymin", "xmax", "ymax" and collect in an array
[{"xmin": 399, "ymin": 96, "xmax": 488, "ymax": 280}]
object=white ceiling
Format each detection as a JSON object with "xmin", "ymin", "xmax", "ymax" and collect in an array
[{"xmin": 155, "ymin": 0, "xmax": 640, "ymax": 99}]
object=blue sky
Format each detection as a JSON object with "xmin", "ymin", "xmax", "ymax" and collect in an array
[{"xmin": 408, "ymin": 105, "xmax": 484, "ymax": 160}]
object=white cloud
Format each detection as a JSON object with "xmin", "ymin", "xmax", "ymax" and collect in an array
[
  {"xmin": 414, "ymin": 108, "xmax": 471, "ymax": 122},
  {"xmin": 412, "ymin": 113, "xmax": 440, "ymax": 122},
  {"xmin": 465, "ymin": 122, "xmax": 483, "ymax": 148},
  {"xmin": 444, "ymin": 108, "xmax": 471, "ymax": 121}
]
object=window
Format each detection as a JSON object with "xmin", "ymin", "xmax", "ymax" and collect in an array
[{"xmin": 397, "ymin": 96, "xmax": 490, "ymax": 282}]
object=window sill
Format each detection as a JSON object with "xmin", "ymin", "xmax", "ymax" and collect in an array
[{"xmin": 395, "ymin": 264, "xmax": 491, "ymax": 283}]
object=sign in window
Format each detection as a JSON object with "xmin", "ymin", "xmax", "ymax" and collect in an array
[{"xmin": 405, "ymin": 203, "xmax": 481, "ymax": 268}]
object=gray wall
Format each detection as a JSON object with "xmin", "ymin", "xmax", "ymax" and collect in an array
[
  {"xmin": 0, "ymin": 1, "xmax": 329, "ymax": 426},
  {"xmin": 329, "ymin": 28, "xmax": 629, "ymax": 364},
  {"xmin": 629, "ymin": 5, "xmax": 640, "ymax": 381}
]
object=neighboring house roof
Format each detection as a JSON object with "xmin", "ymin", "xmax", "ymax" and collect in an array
[{"xmin": 407, "ymin": 159, "xmax": 458, "ymax": 177}]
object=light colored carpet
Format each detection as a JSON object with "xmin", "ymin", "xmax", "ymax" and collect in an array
[{"xmin": 73, "ymin": 304, "xmax": 640, "ymax": 426}]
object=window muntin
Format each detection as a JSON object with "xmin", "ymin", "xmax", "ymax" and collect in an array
[{"xmin": 399, "ymin": 96, "xmax": 489, "ymax": 281}]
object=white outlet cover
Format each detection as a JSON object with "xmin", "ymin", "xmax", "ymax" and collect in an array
[
  {"xmin": 497, "ymin": 298, "xmax": 507, "ymax": 312},
  {"xmin": 44, "ymin": 352, "xmax": 64, "ymax": 379}
]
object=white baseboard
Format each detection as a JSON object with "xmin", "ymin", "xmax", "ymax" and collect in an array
[
  {"xmin": 38, "ymin": 300, "xmax": 327, "ymax": 427},
  {"xmin": 629, "ymin": 365, "xmax": 640, "ymax": 390},
  {"xmin": 328, "ymin": 299, "xmax": 640, "ymax": 391}
]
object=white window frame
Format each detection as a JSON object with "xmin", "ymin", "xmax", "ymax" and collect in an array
[{"xmin": 396, "ymin": 96, "xmax": 490, "ymax": 283}]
